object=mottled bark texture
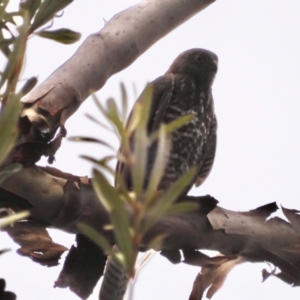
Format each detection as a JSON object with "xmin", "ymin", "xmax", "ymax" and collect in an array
[{"xmin": 1, "ymin": 166, "xmax": 300, "ymax": 286}]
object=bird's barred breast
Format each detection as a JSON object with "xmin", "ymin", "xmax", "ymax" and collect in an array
[{"xmin": 158, "ymin": 92, "xmax": 214, "ymax": 189}]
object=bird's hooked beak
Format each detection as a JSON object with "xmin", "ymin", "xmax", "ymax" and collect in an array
[{"xmin": 209, "ymin": 59, "xmax": 218, "ymax": 72}]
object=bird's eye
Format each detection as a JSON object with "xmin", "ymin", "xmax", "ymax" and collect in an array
[{"xmin": 195, "ymin": 55, "xmax": 202, "ymax": 63}]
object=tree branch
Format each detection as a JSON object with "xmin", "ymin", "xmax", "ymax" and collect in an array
[
  {"xmin": 20, "ymin": 0, "xmax": 215, "ymax": 144},
  {"xmin": 1, "ymin": 166, "xmax": 300, "ymax": 284}
]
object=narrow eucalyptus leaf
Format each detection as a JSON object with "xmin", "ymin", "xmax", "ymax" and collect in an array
[
  {"xmin": 85, "ymin": 113, "xmax": 114, "ymax": 132},
  {"xmin": 106, "ymin": 99, "xmax": 122, "ymax": 124},
  {"xmin": 80, "ymin": 155, "xmax": 115, "ymax": 175},
  {"xmin": 144, "ymin": 125, "xmax": 169, "ymax": 204},
  {"xmin": 30, "ymin": 0, "xmax": 73, "ymax": 33},
  {"xmin": 36, "ymin": 28, "xmax": 81, "ymax": 44},
  {"xmin": 166, "ymin": 202, "xmax": 199, "ymax": 214},
  {"xmin": 153, "ymin": 167, "xmax": 197, "ymax": 213},
  {"xmin": 143, "ymin": 168, "xmax": 197, "ymax": 233},
  {"xmin": 4, "ymin": 12, "xmax": 16, "ymax": 25},
  {"xmin": 0, "ymin": 211, "xmax": 30, "ymax": 228},
  {"xmin": 92, "ymin": 170, "xmax": 114, "ymax": 212},
  {"xmin": 131, "ymin": 126, "xmax": 147, "ymax": 196},
  {"xmin": 126, "ymin": 102, "xmax": 141, "ymax": 135},
  {"xmin": 150, "ymin": 114, "xmax": 194, "ymax": 142},
  {"xmin": 0, "ymin": 0, "xmax": 9, "ymax": 21},
  {"xmin": 19, "ymin": 76, "xmax": 38, "ymax": 96},
  {"xmin": 92, "ymin": 96, "xmax": 128, "ymax": 148},
  {"xmin": 114, "ymin": 171, "xmax": 131, "ymax": 195},
  {"xmin": 125, "ymin": 85, "xmax": 152, "ymax": 136},
  {"xmin": 114, "ymin": 252, "xmax": 127, "ymax": 269},
  {"xmin": 69, "ymin": 136, "xmax": 115, "ymax": 151},
  {"xmin": 138, "ymin": 84, "xmax": 152, "ymax": 127},
  {"xmin": 77, "ymin": 223, "xmax": 113, "ymax": 255},
  {"xmin": 136, "ymin": 250, "xmax": 155, "ymax": 272},
  {"xmin": 148, "ymin": 234, "xmax": 167, "ymax": 251},
  {"xmin": 118, "ymin": 85, "xmax": 151, "ymax": 196},
  {"xmin": 0, "ymin": 12, "xmax": 29, "ymax": 91},
  {"xmin": 106, "ymin": 98, "xmax": 130, "ymax": 155},
  {"xmin": 120, "ymin": 82, "xmax": 128, "ymax": 121},
  {"xmin": 92, "ymin": 94, "xmax": 107, "ymax": 116},
  {"xmin": 92, "ymin": 169, "xmax": 133, "ymax": 267},
  {"xmin": 0, "ymin": 32, "xmax": 11, "ymax": 58},
  {"xmin": 0, "ymin": 37, "xmax": 14, "ymax": 49},
  {"xmin": 20, "ymin": 0, "xmax": 42, "ymax": 20},
  {"xmin": 0, "ymin": 94, "xmax": 22, "ymax": 165}
]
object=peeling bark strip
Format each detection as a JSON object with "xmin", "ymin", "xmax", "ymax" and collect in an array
[
  {"xmin": 1, "ymin": 166, "xmax": 300, "ymax": 292},
  {"xmin": 21, "ymin": 0, "xmax": 215, "ymax": 143},
  {"xmin": 55, "ymin": 234, "xmax": 107, "ymax": 299}
]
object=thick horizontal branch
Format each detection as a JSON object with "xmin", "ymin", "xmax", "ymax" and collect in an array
[
  {"xmin": 1, "ymin": 166, "xmax": 300, "ymax": 283},
  {"xmin": 20, "ymin": 0, "xmax": 214, "ymax": 143}
]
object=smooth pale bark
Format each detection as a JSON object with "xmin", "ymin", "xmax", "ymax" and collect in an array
[{"xmin": 21, "ymin": 0, "xmax": 215, "ymax": 142}]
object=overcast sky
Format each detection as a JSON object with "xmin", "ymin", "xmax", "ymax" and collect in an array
[{"xmin": 1, "ymin": 1, "xmax": 300, "ymax": 299}]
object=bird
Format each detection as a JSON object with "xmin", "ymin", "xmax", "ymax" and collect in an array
[{"xmin": 116, "ymin": 48, "xmax": 218, "ymax": 194}]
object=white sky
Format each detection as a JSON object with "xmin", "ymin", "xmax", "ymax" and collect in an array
[{"xmin": 1, "ymin": 0, "xmax": 300, "ymax": 299}]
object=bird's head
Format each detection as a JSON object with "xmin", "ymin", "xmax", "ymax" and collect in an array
[{"xmin": 167, "ymin": 48, "xmax": 218, "ymax": 85}]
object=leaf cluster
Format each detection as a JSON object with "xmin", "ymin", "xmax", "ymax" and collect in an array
[
  {"xmin": 0, "ymin": 0, "xmax": 80, "ymax": 101},
  {"xmin": 0, "ymin": 0, "xmax": 78, "ymax": 229},
  {"xmin": 77, "ymin": 84, "xmax": 199, "ymax": 278}
]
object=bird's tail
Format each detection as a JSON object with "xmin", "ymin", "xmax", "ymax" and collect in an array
[{"xmin": 99, "ymin": 247, "xmax": 129, "ymax": 300}]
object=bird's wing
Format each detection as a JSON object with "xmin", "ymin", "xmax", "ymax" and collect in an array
[
  {"xmin": 115, "ymin": 74, "xmax": 175, "ymax": 189},
  {"xmin": 148, "ymin": 74, "xmax": 175, "ymax": 133},
  {"xmin": 194, "ymin": 115, "xmax": 217, "ymax": 187}
]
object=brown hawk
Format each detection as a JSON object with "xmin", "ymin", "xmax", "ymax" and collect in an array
[{"xmin": 116, "ymin": 48, "xmax": 218, "ymax": 193}]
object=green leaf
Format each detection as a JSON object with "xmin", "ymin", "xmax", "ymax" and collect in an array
[
  {"xmin": 77, "ymin": 223, "xmax": 113, "ymax": 255},
  {"xmin": 0, "ymin": 94, "xmax": 22, "ymax": 165},
  {"xmin": 0, "ymin": 163, "xmax": 22, "ymax": 184},
  {"xmin": 129, "ymin": 86, "xmax": 154, "ymax": 196},
  {"xmin": 92, "ymin": 94, "xmax": 107, "ymax": 116},
  {"xmin": 131, "ymin": 124, "xmax": 147, "ymax": 196},
  {"xmin": 85, "ymin": 113, "xmax": 114, "ymax": 132},
  {"xmin": 4, "ymin": 12, "xmax": 17, "ymax": 25},
  {"xmin": 142, "ymin": 167, "xmax": 197, "ymax": 233},
  {"xmin": 92, "ymin": 169, "xmax": 134, "ymax": 269},
  {"xmin": 126, "ymin": 84, "xmax": 152, "ymax": 135},
  {"xmin": 30, "ymin": 0, "xmax": 73, "ymax": 33},
  {"xmin": 35, "ymin": 28, "xmax": 81, "ymax": 44},
  {"xmin": 120, "ymin": 82, "xmax": 128, "ymax": 121},
  {"xmin": 0, "ymin": 37, "xmax": 14, "ymax": 48},
  {"xmin": 0, "ymin": 1, "xmax": 9, "ymax": 22},
  {"xmin": 76, "ymin": 238, "xmax": 125, "ymax": 270},
  {"xmin": 136, "ymin": 250, "xmax": 156, "ymax": 273},
  {"xmin": 20, "ymin": 0, "xmax": 41, "ymax": 21},
  {"xmin": 0, "ymin": 211, "xmax": 30, "ymax": 228},
  {"xmin": 80, "ymin": 155, "xmax": 115, "ymax": 175},
  {"xmin": 69, "ymin": 136, "xmax": 115, "ymax": 151},
  {"xmin": 166, "ymin": 202, "xmax": 199, "ymax": 214},
  {"xmin": 19, "ymin": 76, "xmax": 38, "ymax": 96},
  {"xmin": 0, "ymin": 32, "xmax": 12, "ymax": 58},
  {"xmin": 114, "ymin": 170, "xmax": 132, "ymax": 196},
  {"xmin": 137, "ymin": 84, "xmax": 152, "ymax": 128},
  {"xmin": 150, "ymin": 114, "xmax": 194, "ymax": 142},
  {"xmin": 92, "ymin": 96, "xmax": 120, "ymax": 132},
  {"xmin": 148, "ymin": 235, "xmax": 166, "ymax": 251},
  {"xmin": 0, "ymin": 11, "xmax": 29, "ymax": 91},
  {"xmin": 106, "ymin": 98, "xmax": 130, "ymax": 155},
  {"xmin": 144, "ymin": 125, "xmax": 170, "ymax": 204}
]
